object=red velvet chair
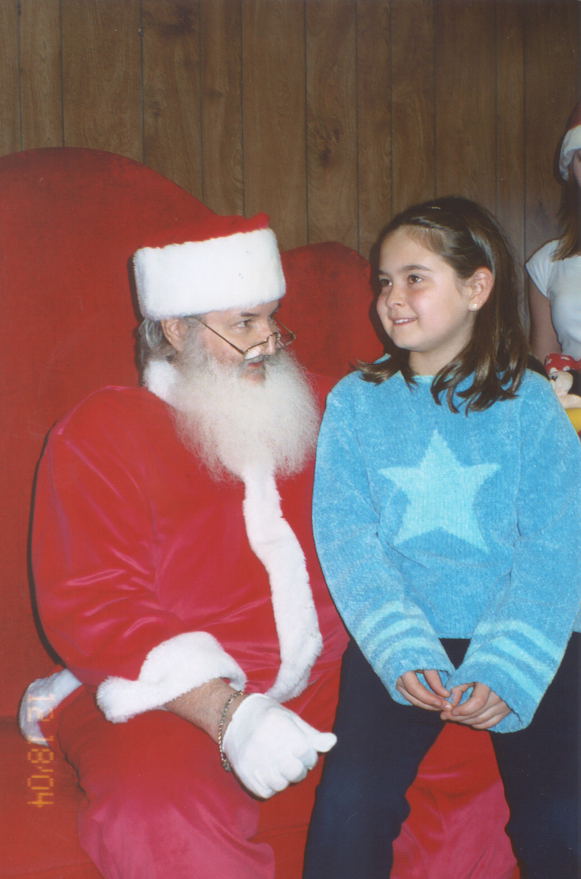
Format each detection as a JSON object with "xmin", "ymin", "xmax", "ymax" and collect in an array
[{"xmin": 0, "ymin": 148, "xmax": 518, "ymax": 879}]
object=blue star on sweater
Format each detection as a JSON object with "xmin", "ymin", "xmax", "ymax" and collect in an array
[{"xmin": 379, "ymin": 431, "xmax": 498, "ymax": 550}]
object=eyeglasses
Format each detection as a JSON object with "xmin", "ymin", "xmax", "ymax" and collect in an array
[{"xmin": 193, "ymin": 317, "xmax": 296, "ymax": 361}]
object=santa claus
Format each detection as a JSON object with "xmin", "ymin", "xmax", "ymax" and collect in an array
[{"xmin": 20, "ymin": 212, "xmax": 347, "ymax": 879}]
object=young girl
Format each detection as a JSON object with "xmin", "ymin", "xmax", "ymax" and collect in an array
[{"xmin": 303, "ymin": 197, "xmax": 581, "ymax": 879}]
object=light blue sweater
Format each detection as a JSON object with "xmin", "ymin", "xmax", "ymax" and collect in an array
[{"xmin": 313, "ymin": 369, "xmax": 581, "ymax": 732}]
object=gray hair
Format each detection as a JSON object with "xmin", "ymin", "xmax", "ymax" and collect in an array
[{"xmin": 137, "ymin": 316, "xmax": 202, "ymax": 367}]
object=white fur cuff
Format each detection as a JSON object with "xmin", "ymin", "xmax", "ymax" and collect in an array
[
  {"xmin": 19, "ymin": 669, "xmax": 82, "ymax": 745},
  {"xmin": 96, "ymin": 632, "xmax": 247, "ymax": 723}
]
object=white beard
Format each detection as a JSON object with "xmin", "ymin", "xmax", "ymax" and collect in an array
[{"xmin": 168, "ymin": 345, "xmax": 320, "ymax": 482}]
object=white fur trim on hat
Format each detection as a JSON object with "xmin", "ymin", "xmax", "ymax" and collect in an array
[
  {"xmin": 96, "ymin": 632, "xmax": 246, "ymax": 723},
  {"xmin": 560, "ymin": 125, "xmax": 581, "ymax": 179},
  {"xmin": 134, "ymin": 227, "xmax": 285, "ymax": 319}
]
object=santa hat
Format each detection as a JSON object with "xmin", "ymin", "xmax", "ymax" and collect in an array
[
  {"xmin": 133, "ymin": 211, "xmax": 285, "ymax": 319},
  {"xmin": 559, "ymin": 101, "xmax": 581, "ymax": 179}
]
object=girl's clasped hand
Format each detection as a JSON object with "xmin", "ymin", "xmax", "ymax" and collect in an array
[{"xmin": 395, "ymin": 670, "xmax": 510, "ymax": 729}]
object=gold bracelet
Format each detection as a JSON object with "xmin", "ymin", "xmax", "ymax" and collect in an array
[{"xmin": 217, "ymin": 690, "xmax": 244, "ymax": 772}]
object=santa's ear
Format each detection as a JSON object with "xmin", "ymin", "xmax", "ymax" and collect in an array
[
  {"xmin": 466, "ymin": 267, "xmax": 493, "ymax": 312},
  {"xmin": 161, "ymin": 318, "xmax": 189, "ymax": 352}
]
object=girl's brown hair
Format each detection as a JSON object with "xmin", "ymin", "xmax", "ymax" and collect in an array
[{"xmin": 359, "ymin": 196, "xmax": 529, "ymax": 413}]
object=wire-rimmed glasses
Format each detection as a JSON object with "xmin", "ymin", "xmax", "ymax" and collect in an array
[{"xmin": 193, "ymin": 317, "xmax": 296, "ymax": 361}]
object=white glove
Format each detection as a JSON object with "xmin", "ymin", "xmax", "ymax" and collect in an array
[{"xmin": 222, "ymin": 693, "xmax": 337, "ymax": 799}]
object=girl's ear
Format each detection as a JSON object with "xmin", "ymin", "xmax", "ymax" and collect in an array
[
  {"xmin": 161, "ymin": 318, "xmax": 189, "ymax": 352},
  {"xmin": 466, "ymin": 268, "xmax": 493, "ymax": 312}
]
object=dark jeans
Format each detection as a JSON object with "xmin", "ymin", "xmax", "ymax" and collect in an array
[{"xmin": 303, "ymin": 636, "xmax": 581, "ymax": 879}]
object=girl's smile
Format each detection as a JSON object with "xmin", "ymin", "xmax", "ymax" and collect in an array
[{"xmin": 377, "ymin": 227, "xmax": 490, "ymax": 376}]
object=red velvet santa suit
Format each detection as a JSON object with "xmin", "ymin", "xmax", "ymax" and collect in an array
[
  {"xmin": 33, "ymin": 380, "xmax": 346, "ymax": 698},
  {"xmin": 28, "ymin": 373, "xmax": 347, "ymax": 878}
]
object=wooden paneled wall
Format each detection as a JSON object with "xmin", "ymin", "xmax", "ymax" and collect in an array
[{"xmin": 0, "ymin": 0, "xmax": 579, "ymax": 266}]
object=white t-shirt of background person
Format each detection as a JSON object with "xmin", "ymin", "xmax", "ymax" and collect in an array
[{"xmin": 526, "ymin": 239, "xmax": 581, "ymax": 359}]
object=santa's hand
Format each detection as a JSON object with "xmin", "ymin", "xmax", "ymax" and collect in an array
[{"xmin": 223, "ymin": 693, "xmax": 336, "ymax": 799}]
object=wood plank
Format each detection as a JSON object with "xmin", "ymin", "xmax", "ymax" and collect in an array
[
  {"xmin": 0, "ymin": 0, "xmax": 20, "ymax": 156},
  {"xmin": 525, "ymin": 0, "xmax": 579, "ymax": 258},
  {"xmin": 242, "ymin": 0, "xmax": 307, "ymax": 252},
  {"xmin": 357, "ymin": 0, "xmax": 391, "ymax": 261},
  {"xmin": 61, "ymin": 0, "xmax": 141, "ymax": 160},
  {"xmin": 435, "ymin": 0, "xmax": 497, "ymax": 214},
  {"xmin": 306, "ymin": 0, "xmax": 358, "ymax": 250},
  {"xmin": 391, "ymin": 0, "xmax": 435, "ymax": 216},
  {"xmin": 20, "ymin": 0, "xmax": 63, "ymax": 150},
  {"xmin": 496, "ymin": 0, "xmax": 525, "ymax": 265},
  {"xmin": 200, "ymin": 0, "xmax": 243, "ymax": 217},
  {"xmin": 142, "ymin": 0, "xmax": 202, "ymax": 199}
]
